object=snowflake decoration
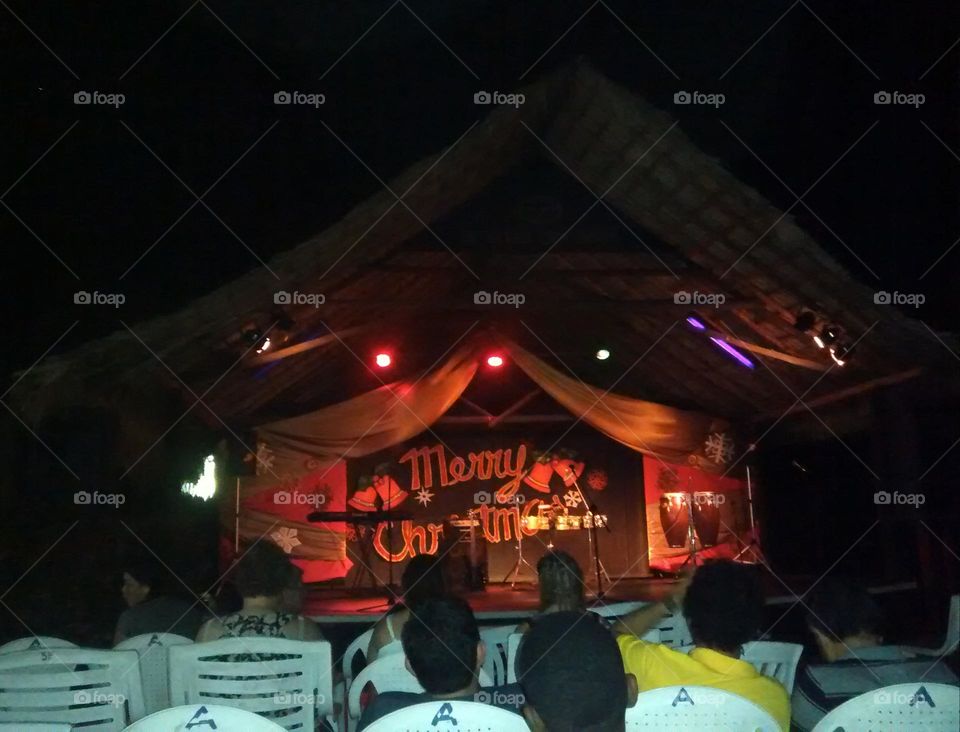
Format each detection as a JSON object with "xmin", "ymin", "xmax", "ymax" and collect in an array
[
  {"xmin": 255, "ymin": 442, "xmax": 276, "ymax": 476},
  {"xmin": 563, "ymin": 490, "xmax": 583, "ymax": 508},
  {"xmin": 415, "ymin": 488, "xmax": 434, "ymax": 507},
  {"xmin": 271, "ymin": 527, "xmax": 301, "ymax": 553},
  {"xmin": 587, "ymin": 468, "xmax": 608, "ymax": 491},
  {"xmin": 704, "ymin": 432, "xmax": 735, "ymax": 465}
]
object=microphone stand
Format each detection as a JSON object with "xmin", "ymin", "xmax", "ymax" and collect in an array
[{"xmin": 569, "ymin": 471, "xmax": 611, "ymax": 599}]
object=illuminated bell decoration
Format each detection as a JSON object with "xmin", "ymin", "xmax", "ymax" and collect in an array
[
  {"xmin": 523, "ymin": 460, "xmax": 554, "ymax": 493},
  {"xmin": 373, "ymin": 474, "xmax": 408, "ymax": 509},
  {"xmin": 348, "ymin": 486, "xmax": 379, "ymax": 511},
  {"xmin": 551, "ymin": 457, "xmax": 585, "ymax": 487}
]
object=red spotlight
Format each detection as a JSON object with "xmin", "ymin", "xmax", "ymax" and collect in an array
[
  {"xmin": 486, "ymin": 354, "xmax": 504, "ymax": 368},
  {"xmin": 375, "ymin": 352, "xmax": 392, "ymax": 368}
]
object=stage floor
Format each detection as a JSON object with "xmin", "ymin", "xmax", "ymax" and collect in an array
[
  {"xmin": 304, "ymin": 574, "xmax": 919, "ymax": 624},
  {"xmin": 304, "ymin": 577, "xmax": 678, "ymax": 622}
]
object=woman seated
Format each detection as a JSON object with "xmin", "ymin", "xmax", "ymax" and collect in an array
[
  {"xmin": 516, "ymin": 549, "xmax": 599, "ymax": 634},
  {"xmin": 366, "ymin": 553, "xmax": 445, "ymax": 663},
  {"xmin": 196, "ymin": 541, "xmax": 323, "ymax": 642}
]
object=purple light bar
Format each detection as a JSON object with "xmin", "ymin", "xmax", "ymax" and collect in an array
[
  {"xmin": 686, "ymin": 316, "xmax": 706, "ymax": 330},
  {"xmin": 709, "ymin": 337, "xmax": 754, "ymax": 368}
]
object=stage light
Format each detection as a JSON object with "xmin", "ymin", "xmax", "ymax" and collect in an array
[
  {"xmin": 375, "ymin": 352, "xmax": 392, "ymax": 368},
  {"xmin": 255, "ymin": 336, "xmax": 271, "ymax": 355},
  {"xmin": 596, "ymin": 348, "xmax": 611, "ymax": 360},
  {"xmin": 486, "ymin": 354, "xmax": 504, "ymax": 368},
  {"xmin": 830, "ymin": 340, "xmax": 853, "ymax": 367},
  {"xmin": 709, "ymin": 337, "xmax": 755, "ymax": 369},
  {"xmin": 686, "ymin": 315, "xmax": 707, "ymax": 330},
  {"xmin": 181, "ymin": 455, "xmax": 217, "ymax": 500},
  {"xmin": 814, "ymin": 324, "xmax": 841, "ymax": 349}
]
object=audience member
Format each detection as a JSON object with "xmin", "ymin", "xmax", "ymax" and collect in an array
[
  {"xmin": 196, "ymin": 541, "xmax": 323, "ymax": 642},
  {"xmin": 613, "ymin": 560, "xmax": 790, "ymax": 730},
  {"xmin": 516, "ymin": 550, "xmax": 607, "ymax": 634},
  {"xmin": 366, "ymin": 553, "xmax": 445, "ymax": 662},
  {"xmin": 518, "ymin": 610, "xmax": 638, "ymax": 731},
  {"xmin": 358, "ymin": 595, "xmax": 524, "ymax": 730},
  {"xmin": 113, "ymin": 555, "xmax": 204, "ymax": 645},
  {"xmin": 792, "ymin": 578, "xmax": 958, "ymax": 731}
]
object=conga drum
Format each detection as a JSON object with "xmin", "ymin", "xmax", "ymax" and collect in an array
[
  {"xmin": 692, "ymin": 492, "xmax": 721, "ymax": 547},
  {"xmin": 659, "ymin": 492, "xmax": 689, "ymax": 548}
]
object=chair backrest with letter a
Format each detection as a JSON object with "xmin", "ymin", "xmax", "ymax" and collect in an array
[
  {"xmin": 115, "ymin": 632, "xmax": 193, "ymax": 715},
  {"xmin": 363, "ymin": 700, "xmax": 528, "ymax": 732},
  {"xmin": 812, "ymin": 682, "xmax": 960, "ymax": 732},
  {"xmin": 0, "ymin": 648, "xmax": 146, "ymax": 731},
  {"xmin": 168, "ymin": 637, "xmax": 333, "ymax": 731},
  {"xmin": 122, "ymin": 703, "xmax": 288, "ymax": 731},
  {"xmin": 625, "ymin": 685, "xmax": 780, "ymax": 731}
]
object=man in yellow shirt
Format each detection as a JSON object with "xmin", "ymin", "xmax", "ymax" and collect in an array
[{"xmin": 612, "ymin": 560, "xmax": 790, "ymax": 731}]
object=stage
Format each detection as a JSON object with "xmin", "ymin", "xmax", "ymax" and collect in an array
[{"xmin": 302, "ymin": 574, "xmax": 919, "ymax": 624}]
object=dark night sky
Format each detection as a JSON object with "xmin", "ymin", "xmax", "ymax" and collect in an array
[{"xmin": 2, "ymin": 0, "xmax": 958, "ymax": 382}]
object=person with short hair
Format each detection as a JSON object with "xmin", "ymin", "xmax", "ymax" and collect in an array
[
  {"xmin": 196, "ymin": 541, "xmax": 322, "ymax": 642},
  {"xmin": 357, "ymin": 596, "xmax": 523, "ymax": 730},
  {"xmin": 518, "ymin": 610, "xmax": 638, "ymax": 731},
  {"xmin": 791, "ymin": 578, "xmax": 958, "ymax": 731},
  {"xmin": 613, "ymin": 560, "xmax": 790, "ymax": 730},
  {"xmin": 113, "ymin": 555, "xmax": 203, "ymax": 645},
  {"xmin": 366, "ymin": 553, "xmax": 445, "ymax": 662}
]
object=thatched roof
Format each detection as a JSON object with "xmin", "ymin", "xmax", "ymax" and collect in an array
[{"xmin": 10, "ymin": 60, "xmax": 947, "ymax": 426}]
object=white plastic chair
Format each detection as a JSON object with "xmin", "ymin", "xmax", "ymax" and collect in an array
[
  {"xmin": 625, "ymin": 685, "xmax": 780, "ymax": 731},
  {"xmin": 0, "ymin": 636, "xmax": 76, "ymax": 654},
  {"xmin": 741, "ymin": 641, "xmax": 803, "ymax": 694},
  {"xmin": 0, "ymin": 647, "xmax": 146, "ymax": 731},
  {"xmin": 653, "ymin": 613, "xmax": 693, "ymax": 648},
  {"xmin": 363, "ymin": 700, "xmax": 528, "ymax": 732},
  {"xmin": 507, "ymin": 628, "xmax": 660, "ymax": 684},
  {"xmin": 0, "ymin": 724, "xmax": 72, "ymax": 731},
  {"xmin": 347, "ymin": 652, "xmax": 494, "ymax": 721},
  {"xmin": 343, "ymin": 627, "xmax": 374, "ymax": 691},
  {"xmin": 169, "ymin": 638, "xmax": 336, "ymax": 731},
  {"xmin": 115, "ymin": 632, "xmax": 193, "ymax": 715},
  {"xmin": 122, "ymin": 703, "xmax": 287, "ymax": 731},
  {"xmin": 812, "ymin": 682, "xmax": 960, "ymax": 732},
  {"xmin": 479, "ymin": 624, "xmax": 516, "ymax": 686},
  {"xmin": 904, "ymin": 594, "xmax": 959, "ymax": 657}
]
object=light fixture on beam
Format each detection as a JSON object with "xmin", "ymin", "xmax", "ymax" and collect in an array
[
  {"xmin": 595, "ymin": 348, "xmax": 611, "ymax": 361},
  {"xmin": 375, "ymin": 352, "xmax": 392, "ymax": 368},
  {"xmin": 486, "ymin": 354, "xmax": 504, "ymax": 368}
]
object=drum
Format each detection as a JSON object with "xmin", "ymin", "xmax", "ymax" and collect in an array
[
  {"xmin": 659, "ymin": 492, "xmax": 689, "ymax": 548},
  {"xmin": 692, "ymin": 492, "xmax": 721, "ymax": 547}
]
